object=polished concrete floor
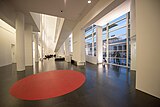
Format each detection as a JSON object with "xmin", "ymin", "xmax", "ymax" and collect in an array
[{"xmin": 0, "ymin": 59, "xmax": 160, "ymax": 107}]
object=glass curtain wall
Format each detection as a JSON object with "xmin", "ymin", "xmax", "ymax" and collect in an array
[
  {"xmin": 84, "ymin": 13, "xmax": 130, "ymax": 67},
  {"xmin": 104, "ymin": 12, "xmax": 130, "ymax": 67},
  {"xmin": 102, "ymin": 25, "xmax": 107, "ymax": 62},
  {"xmin": 85, "ymin": 25, "xmax": 97, "ymax": 56}
]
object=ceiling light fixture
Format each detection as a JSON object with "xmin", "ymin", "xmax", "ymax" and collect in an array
[{"xmin": 88, "ymin": 0, "xmax": 91, "ymax": 4}]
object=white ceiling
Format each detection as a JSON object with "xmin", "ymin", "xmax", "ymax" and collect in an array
[
  {"xmin": 1, "ymin": 0, "xmax": 129, "ymax": 51},
  {"xmin": 7, "ymin": 0, "xmax": 99, "ymax": 21},
  {"xmin": 5, "ymin": 0, "xmax": 99, "ymax": 51}
]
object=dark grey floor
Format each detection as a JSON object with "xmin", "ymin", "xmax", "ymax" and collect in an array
[{"xmin": 0, "ymin": 59, "xmax": 160, "ymax": 107}]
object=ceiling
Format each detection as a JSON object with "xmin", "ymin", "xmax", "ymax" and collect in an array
[
  {"xmin": 7, "ymin": 0, "xmax": 99, "ymax": 21},
  {"xmin": 5, "ymin": 0, "xmax": 99, "ymax": 51}
]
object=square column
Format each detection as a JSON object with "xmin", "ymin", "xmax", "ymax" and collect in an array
[
  {"xmin": 34, "ymin": 33, "xmax": 39, "ymax": 62},
  {"xmin": 16, "ymin": 12, "xmax": 25, "ymax": 71},
  {"xmin": 25, "ymin": 24, "xmax": 33, "ymax": 66},
  {"xmin": 130, "ymin": 0, "xmax": 136, "ymax": 70},
  {"xmin": 64, "ymin": 37, "xmax": 71, "ymax": 62},
  {"xmin": 96, "ymin": 26, "xmax": 103, "ymax": 63}
]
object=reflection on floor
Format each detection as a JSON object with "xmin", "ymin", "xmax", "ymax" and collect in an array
[{"xmin": 0, "ymin": 59, "xmax": 160, "ymax": 107}]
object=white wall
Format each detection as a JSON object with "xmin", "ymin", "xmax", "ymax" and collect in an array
[
  {"xmin": 0, "ymin": 19, "xmax": 16, "ymax": 67},
  {"xmin": 57, "ymin": 43, "xmax": 65, "ymax": 57},
  {"xmin": 136, "ymin": 0, "xmax": 160, "ymax": 98},
  {"xmin": 86, "ymin": 55, "xmax": 97, "ymax": 64},
  {"xmin": 30, "ymin": 12, "xmax": 40, "ymax": 31}
]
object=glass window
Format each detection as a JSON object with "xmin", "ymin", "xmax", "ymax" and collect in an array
[
  {"xmin": 102, "ymin": 25, "xmax": 107, "ymax": 60},
  {"xmin": 85, "ymin": 37, "xmax": 92, "ymax": 56},
  {"xmin": 93, "ymin": 33, "xmax": 96, "ymax": 56},
  {"xmin": 108, "ymin": 13, "xmax": 128, "ymax": 66},
  {"xmin": 85, "ymin": 25, "xmax": 96, "ymax": 56},
  {"xmin": 108, "ymin": 19, "xmax": 126, "ymax": 32}
]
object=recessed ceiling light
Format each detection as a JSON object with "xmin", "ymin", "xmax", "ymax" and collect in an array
[{"xmin": 88, "ymin": 0, "xmax": 91, "ymax": 4}]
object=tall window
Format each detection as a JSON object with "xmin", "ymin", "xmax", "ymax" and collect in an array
[
  {"xmin": 106, "ymin": 13, "xmax": 130, "ymax": 67},
  {"xmin": 102, "ymin": 25, "xmax": 107, "ymax": 60},
  {"xmin": 85, "ymin": 35, "xmax": 92, "ymax": 56},
  {"xmin": 93, "ymin": 26, "xmax": 96, "ymax": 56},
  {"xmin": 85, "ymin": 25, "xmax": 96, "ymax": 56}
]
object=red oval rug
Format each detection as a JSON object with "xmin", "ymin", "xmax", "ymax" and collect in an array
[{"xmin": 10, "ymin": 70, "xmax": 85, "ymax": 100}]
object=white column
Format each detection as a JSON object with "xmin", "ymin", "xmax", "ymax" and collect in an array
[
  {"xmin": 64, "ymin": 37, "xmax": 70, "ymax": 62},
  {"xmin": 79, "ymin": 30, "xmax": 85, "ymax": 65},
  {"xmin": 34, "ymin": 33, "xmax": 39, "ymax": 62},
  {"xmin": 40, "ymin": 14, "xmax": 43, "ymax": 60},
  {"xmin": 130, "ymin": 0, "xmax": 136, "ymax": 70},
  {"xmin": 96, "ymin": 26, "xmax": 103, "ymax": 63},
  {"xmin": 16, "ymin": 12, "xmax": 25, "ymax": 71},
  {"xmin": 24, "ymin": 24, "xmax": 33, "ymax": 66}
]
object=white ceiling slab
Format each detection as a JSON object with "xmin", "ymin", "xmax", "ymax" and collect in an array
[
  {"xmin": 8, "ymin": 0, "xmax": 99, "ymax": 21},
  {"xmin": 5, "ymin": 0, "xmax": 99, "ymax": 51}
]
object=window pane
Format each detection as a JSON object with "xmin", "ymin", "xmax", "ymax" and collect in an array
[
  {"xmin": 109, "ymin": 26, "xmax": 127, "ymax": 38},
  {"xmin": 109, "ymin": 19, "xmax": 126, "ymax": 32}
]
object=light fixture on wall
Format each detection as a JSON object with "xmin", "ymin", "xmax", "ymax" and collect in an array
[{"xmin": 88, "ymin": 0, "xmax": 91, "ymax": 4}]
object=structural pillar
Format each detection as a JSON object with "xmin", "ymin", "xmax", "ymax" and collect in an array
[
  {"xmin": 96, "ymin": 26, "xmax": 103, "ymax": 63},
  {"xmin": 40, "ymin": 14, "xmax": 43, "ymax": 60},
  {"xmin": 130, "ymin": 0, "xmax": 136, "ymax": 70},
  {"xmin": 25, "ymin": 24, "xmax": 33, "ymax": 66},
  {"xmin": 34, "ymin": 33, "xmax": 39, "ymax": 62},
  {"xmin": 64, "ymin": 37, "xmax": 71, "ymax": 62},
  {"xmin": 16, "ymin": 12, "xmax": 25, "ymax": 71}
]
